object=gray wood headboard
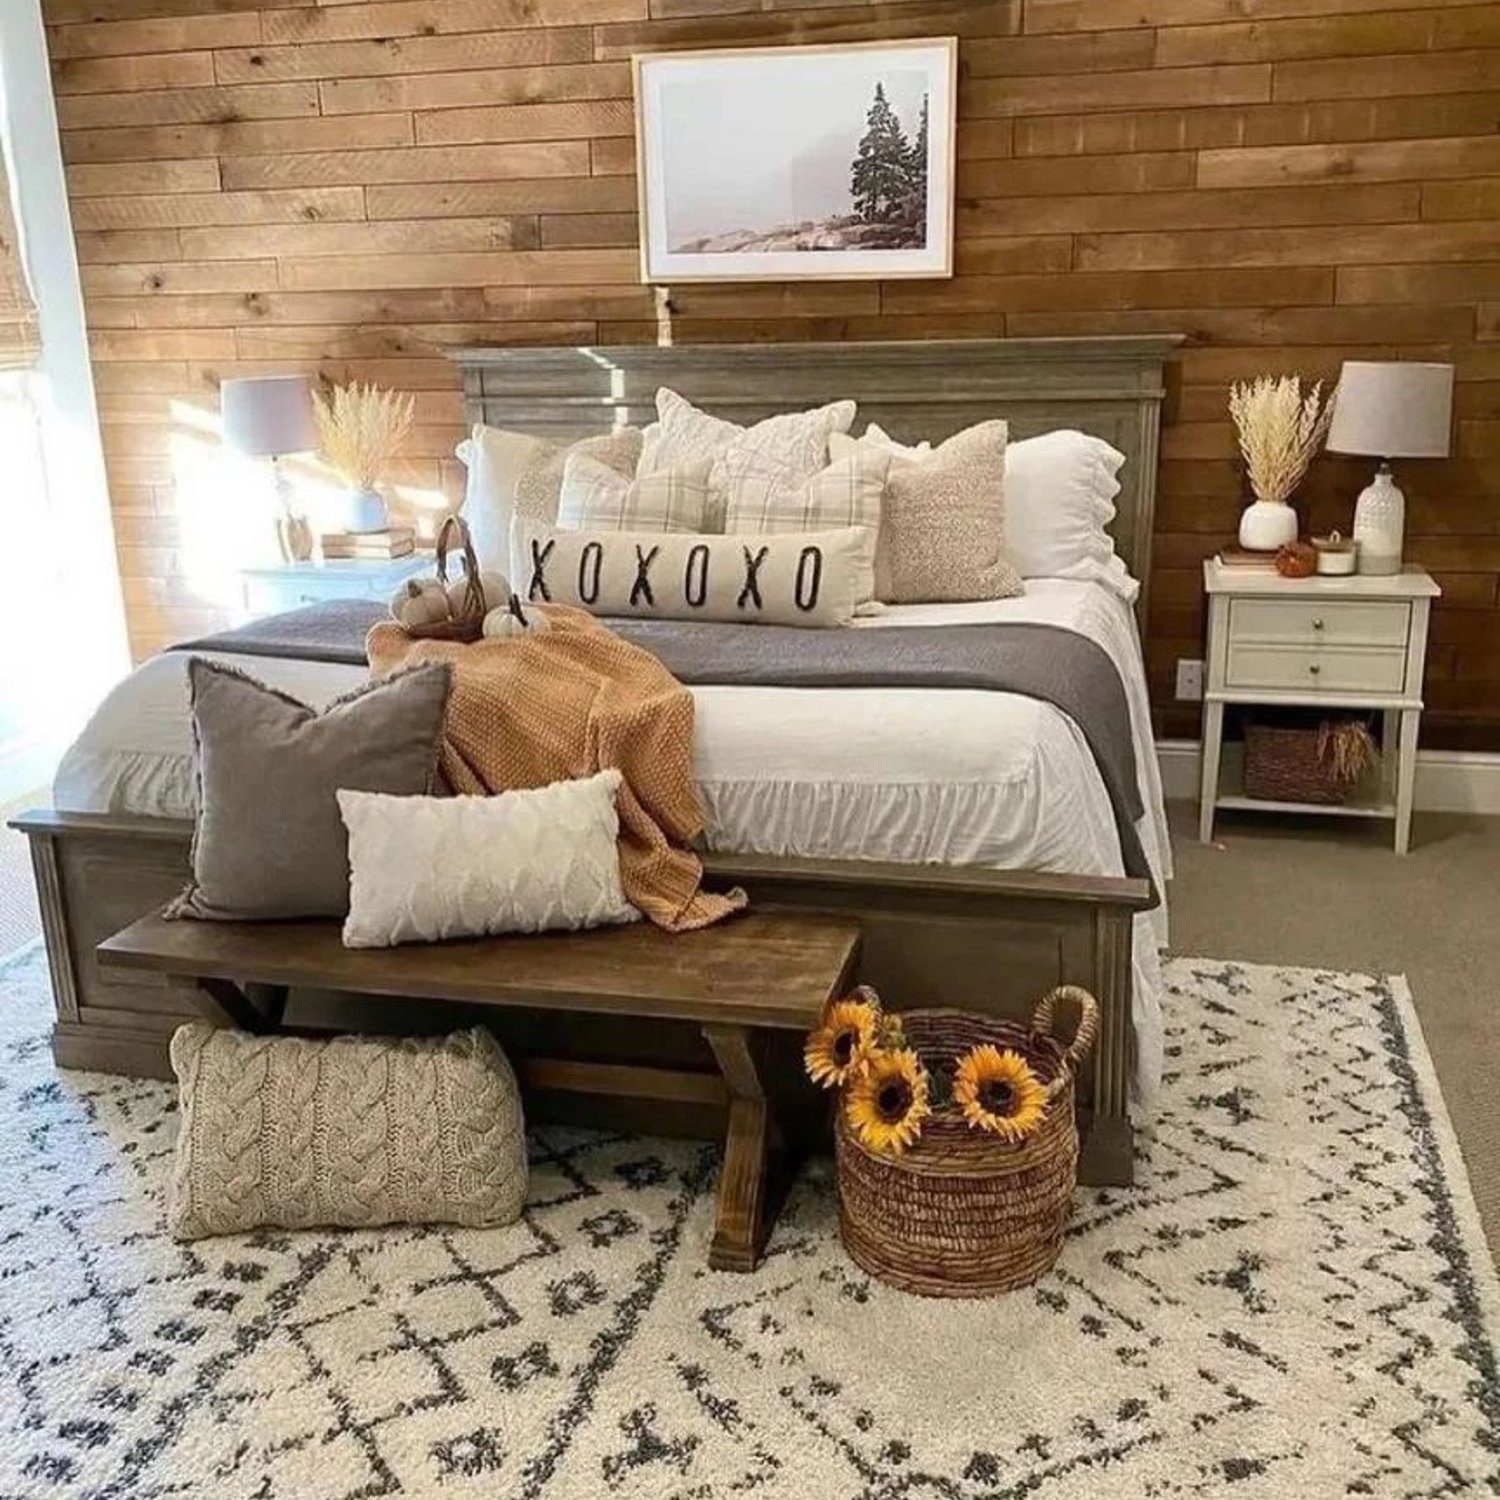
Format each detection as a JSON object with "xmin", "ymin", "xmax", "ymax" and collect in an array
[{"xmin": 451, "ymin": 336, "xmax": 1182, "ymax": 617}]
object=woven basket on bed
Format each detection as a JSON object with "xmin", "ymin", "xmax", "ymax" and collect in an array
[
  {"xmin": 401, "ymin": 514, "xmax": 487, "ymax": 643},
  {"xmin": 1243, "ymin": 720, "xmax": 1348, "ymax": 804},
  {"xmin": 835, "ymin": 987, "xmax": 1097, "ymax": 1298}
]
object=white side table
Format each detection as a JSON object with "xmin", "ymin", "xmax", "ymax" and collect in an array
[
  {"xmin": 1198, "ymin": 560, "xmax": 1441, "ymax": 854},
  {"xmin": 240, "ymin": 553, "xmax": 431, "ymax": 618}
]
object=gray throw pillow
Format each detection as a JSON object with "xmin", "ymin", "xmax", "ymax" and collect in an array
[{"xmin": 170, "ymin": 657, "xmax": 451, "ymax": 920}]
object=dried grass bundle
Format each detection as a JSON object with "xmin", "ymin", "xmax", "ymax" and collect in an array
[
  {"xmin": 313, "ymin": 382, "xmax": 414, "ymax": 492},
  {"xmin": 1318, "ymin": 719, "xmax": 1379, "ymax": 784},
  {"xmin": 1228, "ymin": 375, "xmax": 1336, "ymax": 505}
]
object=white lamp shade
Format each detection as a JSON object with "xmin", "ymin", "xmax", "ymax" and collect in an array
[
  {"xmin": 1327, "ymin": 361, "xmax": 1453, "ymax": 459},
  {"xmin": 220, "ymin": 375, "xmax": 318, "ymax": 458}
]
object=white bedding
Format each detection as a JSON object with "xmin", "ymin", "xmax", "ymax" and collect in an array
[{"xmin": 54, "ymin": 579, "xmax": 1171, "ymax": 1099}]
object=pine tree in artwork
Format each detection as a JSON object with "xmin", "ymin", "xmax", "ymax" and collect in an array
[
  {"xmin": 850, "ymin": 83, "xmax": 911, "ymax": 223},
  {"xmin": 908, "ymin": 93, "xmax": 929, "ymax": 204}
]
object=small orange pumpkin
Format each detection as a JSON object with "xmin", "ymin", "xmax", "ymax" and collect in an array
[{"xmin": 1275, "ymin": 541, "xmax": 1317, "ymax": 579}]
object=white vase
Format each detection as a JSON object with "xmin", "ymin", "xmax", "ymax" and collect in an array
[
  {"xmin": 1238, "ymin": 499, "xmax": 1298, "ymax": 551},
  {"xmin": 340, "ymin": 487, "xmax": 388, "ymax": 533}
]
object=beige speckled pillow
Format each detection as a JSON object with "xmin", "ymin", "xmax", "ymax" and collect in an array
[
  {"xmin": 167, "ymin": 1024, "xmax": 527, "ymax": 1240},
  {"xmin": 877, "ymin": 419, "xmax": 1022, "ymax": 604},
  {"xmin": 514, "ymin": 426, "xmax": 643, "ymax": 530}
]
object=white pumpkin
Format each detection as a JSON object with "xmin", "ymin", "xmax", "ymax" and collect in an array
[
  {"xmin": 390, "ymin": 577, "xmax": 450, "ymax": 629},
  {"xmin": 482, "ymin": 596, "xmax": 552, "ymax": 639}
]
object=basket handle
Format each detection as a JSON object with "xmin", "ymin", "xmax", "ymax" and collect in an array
[
  {"xmin": 435, "ymin": 514, "xmax": 486, "ymax": 623},
  {"xmin": 1030, "ymin": 985, "xmax": 1099, "ymax": 1075}
]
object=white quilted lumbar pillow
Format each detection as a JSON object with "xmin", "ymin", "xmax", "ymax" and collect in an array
[{"xmin": 338, "ymin": 770, "xmax": 638, "ymax": 948}]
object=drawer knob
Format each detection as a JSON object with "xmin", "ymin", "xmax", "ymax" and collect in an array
[
  {"xmin": 1308, "ymin": 663, "xmax": 1321, "ymax": 675},
  {"xmin": 1312, "ymin": 617, "xmax": 1325, "ymax": 630}
]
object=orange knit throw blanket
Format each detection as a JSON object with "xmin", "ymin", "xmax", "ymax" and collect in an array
[{"xmin": 366, "ymin": 607, "xmax": 745, "ymax": 932}]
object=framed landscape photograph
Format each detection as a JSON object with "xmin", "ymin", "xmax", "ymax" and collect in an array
[{"xmin": 633, "ymin": 38, "xmax": 957, "ymax": 284}]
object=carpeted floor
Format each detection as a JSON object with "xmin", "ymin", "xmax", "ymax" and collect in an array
[
  {"xmin": 1168, "ymin": 802, "xmax": 1500, "ymax": 1260},
  {"xmin": 0, "ymin": 793, "xmax": 40, "ymax": 959},
  {"xmin": 1, "ymin": 943, "xmax": 1497, "ymax": 1497}
]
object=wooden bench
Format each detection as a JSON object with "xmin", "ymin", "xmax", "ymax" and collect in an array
[{"xmin": 98, "ymin": 909, "xmax": 860, "ymax": 1272}]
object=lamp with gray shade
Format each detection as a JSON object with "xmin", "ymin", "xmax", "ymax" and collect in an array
[
  {"xmin": 221, "ymin": 374, "xmax": 319, "ymax": 563},
  {"xmin": 1326, "ymin": 361, "xmax": 1453, "ymax": 576}
]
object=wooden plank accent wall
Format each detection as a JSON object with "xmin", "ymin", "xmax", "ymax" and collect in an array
[{"xmin": 40, "ymin": 0, "xmax": 1500, "ymax": 749}]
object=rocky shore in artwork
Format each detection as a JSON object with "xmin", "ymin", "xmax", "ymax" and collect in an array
[{"xmin": 672, "ymin": 214, "xmax": 924, "ymax": 254}]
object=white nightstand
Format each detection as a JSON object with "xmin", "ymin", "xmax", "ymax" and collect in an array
[
  {"xmin": 240, "ymin": 553, "xmax": 431, "ymax": 618},
  {"xmin": 1198, "ymin": 560, "xmax": 1441, "ymax": 854}
]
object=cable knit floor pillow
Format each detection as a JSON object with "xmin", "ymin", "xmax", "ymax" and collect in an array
[
  {"xmin": 338, "ymin": 770, "xmax": 639, "ymax": 949},
  {"xmin": 167, "ymin": 1023, "xmax": 527, "ymax": 1240}
]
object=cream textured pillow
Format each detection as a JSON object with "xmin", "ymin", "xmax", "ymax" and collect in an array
[
  {"xmin": 556, "ymin": 451, "xmax": 713, "ymax": 534},
  {"xmin": 516, "ymin": 521, "xmax": 873, "ymax": 628},
  {"xmin": 339, "ymin": 771, "xmax": 637, "ymax": 949},
  {"xmin": 829, "ymin": 423, "xmax": 933, "ymax": 463},
  {"xmin": 459, "ymin": 423, "xmax": 642, "ymax": 570},
  {"xmin": 877, "ymin": 420, "xmax": 1022, "ymax": 603},
  {"xmin": 167, "ymin": 1023, "xmax": 526, "ymax": 1240}
]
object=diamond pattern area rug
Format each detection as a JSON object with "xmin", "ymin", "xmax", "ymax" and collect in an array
[{"xmin": 1, "ymin": 944, "xmax": 1497, "ymax": 1499}]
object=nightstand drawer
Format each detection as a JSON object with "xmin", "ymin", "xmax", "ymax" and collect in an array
[
  {"xmin": 1225, "ymin": 643, "xmax": 1407, "ymax": 695},
  {"xmin": 1228, "ymin": 598, "xmax": 1410, "ymax": 647}
]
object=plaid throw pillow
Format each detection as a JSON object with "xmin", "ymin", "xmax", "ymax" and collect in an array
[
  {"xmin": 641, "ymin": 388, "xmax": 857, "ymax": 528},
  {"xmin": 721, "ymin": 448, "xmax": 889, "ymax": 608},
  {"xmin": 557, "ymin": 452, "xmax": 713, "ymax": 534},
  {"xmin": 722, "ymin": 447, "xmax": 889, "ymax": 535}
]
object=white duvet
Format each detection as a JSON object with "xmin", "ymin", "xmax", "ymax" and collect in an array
[{"xmin": 54, "ymin": 579, "xmax": 1171, "ymax": 1099}]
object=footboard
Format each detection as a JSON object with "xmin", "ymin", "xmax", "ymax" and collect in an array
[{"xmin": 10, "ymin": 809, "xmax": 1151, "ymax": 1185}]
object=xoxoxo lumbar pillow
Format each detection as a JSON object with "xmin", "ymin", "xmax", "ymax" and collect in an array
[{"xmin": 515, "ymin": 521, "xmax": 872, "ymax": 628}]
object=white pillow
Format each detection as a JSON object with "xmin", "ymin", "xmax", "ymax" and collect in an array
[
  {"xmin": 516, "ymin": 521, "xmax": 873, "ymax": 628},
  {"xmin": 1003, "ymin": 430, "xmax": 1135, "ymax": 601},
  {"xmin": 556, "ymin": 452, "xmax": 713, "ymax": 534},
  {"xmin": 338, "ymin": 772, "xmax": 637, "ymax": 949}
]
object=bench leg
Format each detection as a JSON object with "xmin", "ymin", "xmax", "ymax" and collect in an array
[
  {"xmin": 703, "ymin": 1023, "xmax": 788, "ymax": 1273},
  {"xmin": 195, "ymin": 978, "xmax": 289, "ymax": 1035}
]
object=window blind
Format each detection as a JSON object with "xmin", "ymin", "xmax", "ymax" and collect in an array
[{"xmin": 0, "ymin": 149, "xmax": 38, "ymax": 371}]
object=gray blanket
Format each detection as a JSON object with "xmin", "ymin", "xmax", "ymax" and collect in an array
[{"xmin": 174, "ymin": 600, "xmax": 1153, "ymax": 891}]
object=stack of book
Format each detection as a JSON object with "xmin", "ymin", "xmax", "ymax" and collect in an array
[
  {"xmin": 1215, "ymin": 545, "xmax": 1279, "ymax": 571},
  {"xmin": 321, "ymin": 526, "xmax": 415, "ymax": 561}
]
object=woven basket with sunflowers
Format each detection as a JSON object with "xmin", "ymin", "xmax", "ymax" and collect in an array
[{"xmin": 804, "ymin": 984, "xmax": 1099, "ymax": 1298}]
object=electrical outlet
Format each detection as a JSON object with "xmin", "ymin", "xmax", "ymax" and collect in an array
[{"xmin": 1175, "ymin": 658, "xmax": 1204, "ymax": 702}]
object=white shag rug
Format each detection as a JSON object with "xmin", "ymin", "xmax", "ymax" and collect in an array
[{"xmin": 1, "ymin": 943, "xmax": 1497, "ymax": 1499}]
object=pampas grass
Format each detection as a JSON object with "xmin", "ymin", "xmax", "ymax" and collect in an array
[
  {"xmin": 313, "ymin": 382, "xmax": 414, "ymax": 492},
  {"xmin": 1228, "ymin": 375, "xmax": 1336, "ymax": 506}
]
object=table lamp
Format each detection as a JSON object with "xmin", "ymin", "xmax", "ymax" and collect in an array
[
  {"xmin": 1326, "ymin": 360, "xmax": 1453, "ymax": 576},
  {"xmin": 221, "ymin": 375, "xmax": 319, "ymax": 562}
]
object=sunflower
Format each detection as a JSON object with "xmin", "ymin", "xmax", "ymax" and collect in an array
[
  {"xmin": 952, "ymin": 1045, "xmax": 1047, "ymax": 1143},
  {"xmin": 803, "ymin": 996, "xmax": 880, "ymax": 1089},
  {"xmin": 845, "ymin": 1049, "xmax": 931, "ymax": 1156}
]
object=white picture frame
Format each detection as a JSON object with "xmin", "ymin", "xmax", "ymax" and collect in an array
[{"xmin": 632, "ymin": 38, "xmax": 957, "ymax": 285}]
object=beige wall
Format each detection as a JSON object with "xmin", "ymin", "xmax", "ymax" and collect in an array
[{"xmin": 41, "ymin": 0, "xmax": 1500, "ymax": 747}]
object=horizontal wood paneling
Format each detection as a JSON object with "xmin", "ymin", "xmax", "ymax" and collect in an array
[{"xmin": 41, "ymin": 0, "xmax": 1500, "ymax": 748}]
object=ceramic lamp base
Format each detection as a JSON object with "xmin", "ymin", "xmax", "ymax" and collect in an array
[
  {"xmin": 1238, "ymin": 499, "xmax": 1299, "ymax": 551},
  {"xmin": 1352, "ymin": 464, "xmax": 1404, "ymax": 576}
]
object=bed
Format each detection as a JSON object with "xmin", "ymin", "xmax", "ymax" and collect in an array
[{"xmin": 18, "ymin": 335, "xmax": 1180, "ymax": 1185}]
